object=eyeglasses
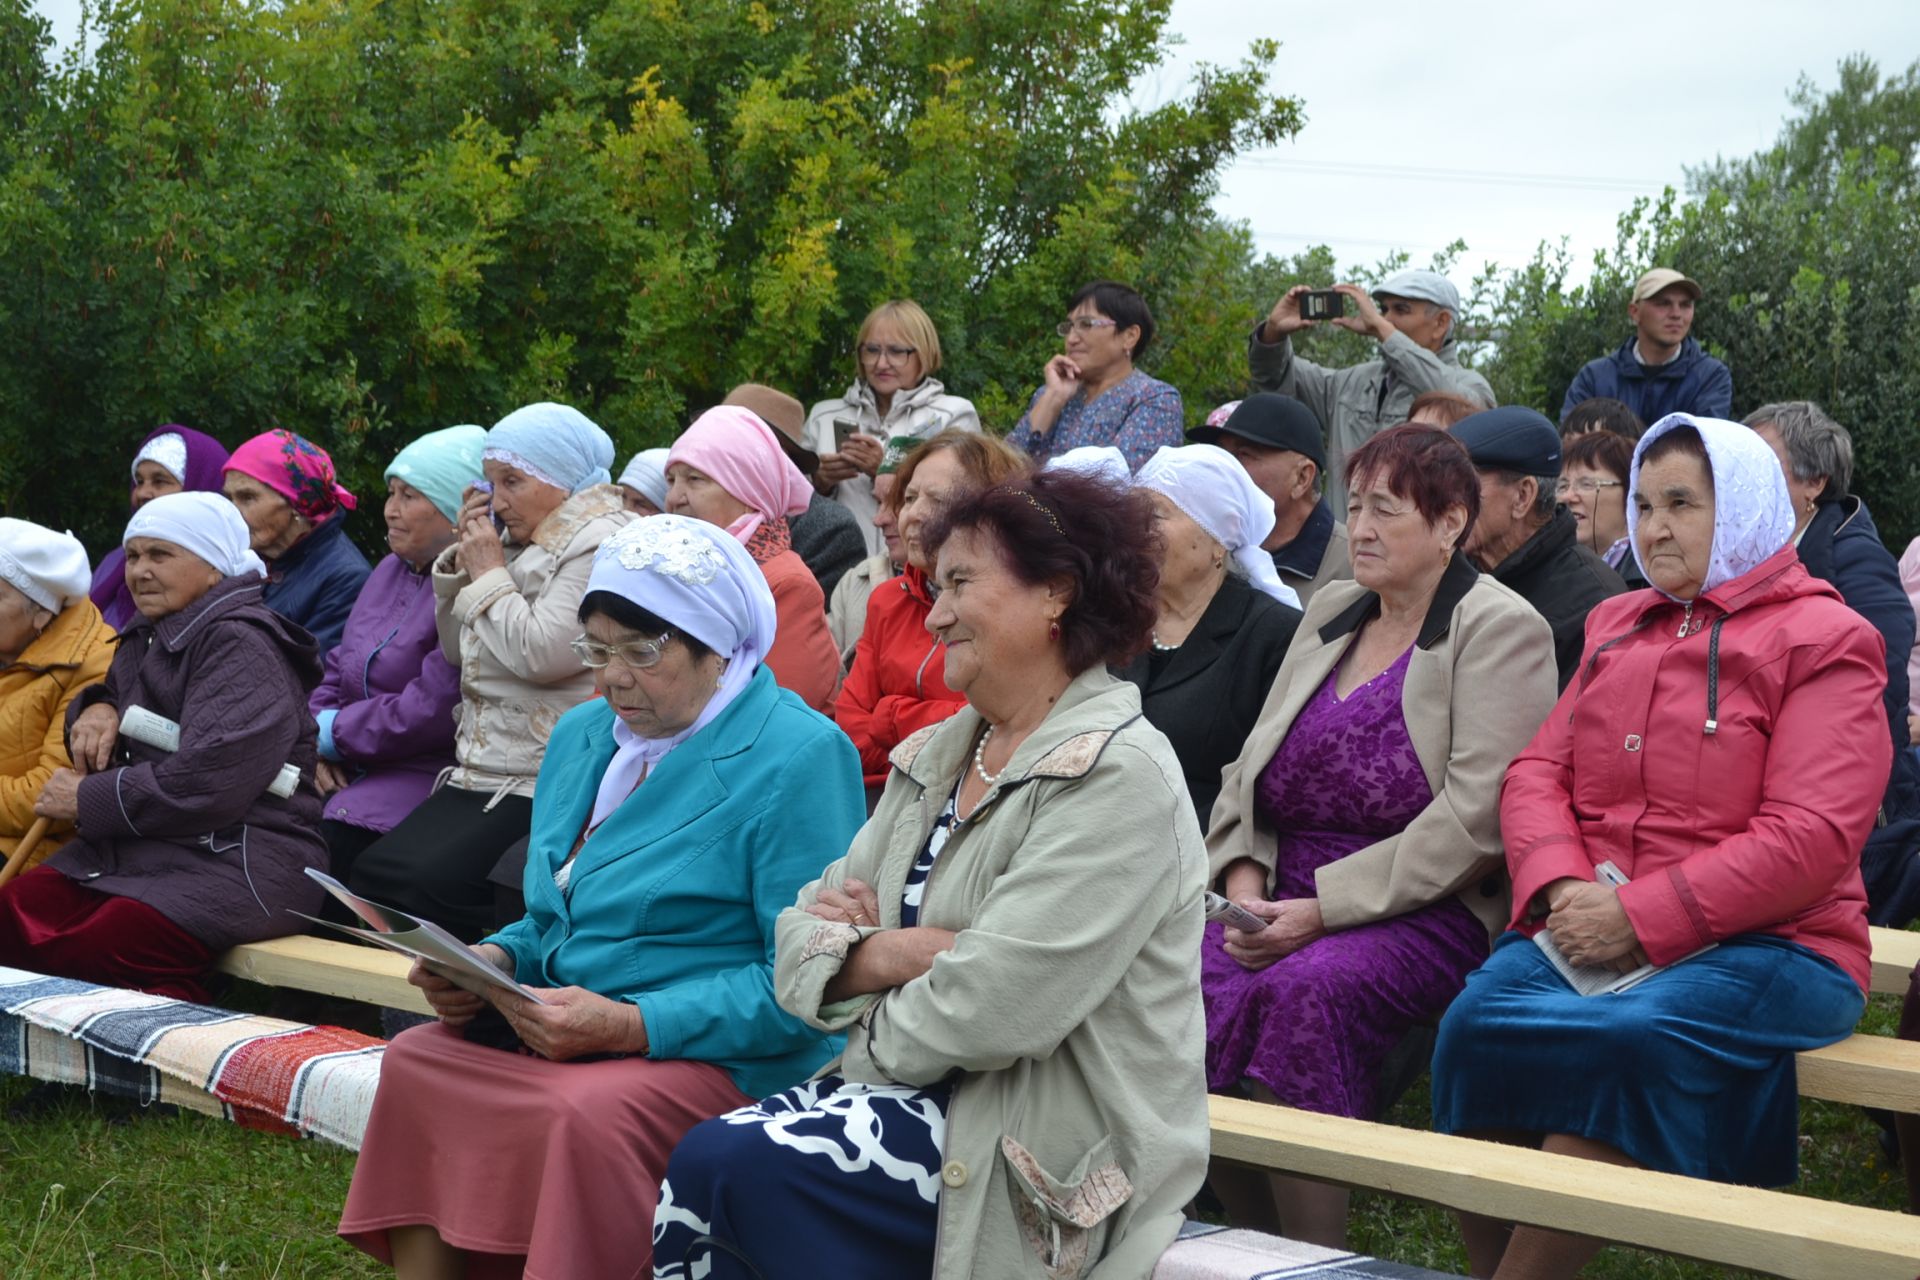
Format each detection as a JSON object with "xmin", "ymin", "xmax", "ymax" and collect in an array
[
  {"xmin": 1055, "ymin": 317, "xmax": 1118, "ymax": 336},
  {"xmin": 859, "ymin": 343, "xmax": 917, "ymax": 360},
  {"xmin": 1555, "ymin": 477, "xmax": 1623, "ymax": 496},
  {"xmin": 570, "ymin": 631, "xmax": 673, "ymax": 670}
]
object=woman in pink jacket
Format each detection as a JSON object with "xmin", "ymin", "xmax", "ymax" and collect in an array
[{"xmin": 1431, "ymin": 413, "xmax": 1890, "ymax": 1280}]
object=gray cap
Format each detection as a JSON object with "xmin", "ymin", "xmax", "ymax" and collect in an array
[{"xmin": 1371, "ymin": 269, "xmax": 1461, "ymax": 315}]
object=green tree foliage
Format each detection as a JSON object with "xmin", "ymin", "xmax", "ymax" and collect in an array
[
  {"xmin": 1474, "ymin": 56, "xmax": 1920, "ymax": 542},
  {"xmin": 0, "ymin": 0, "xmax": 1301, "ymax": 553}
]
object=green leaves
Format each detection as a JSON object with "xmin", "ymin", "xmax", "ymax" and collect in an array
[{"xmin": 0, "ymin": 0, "xmax": 1296, "ymax": 553}]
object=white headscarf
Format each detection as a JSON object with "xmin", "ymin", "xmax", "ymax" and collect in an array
[
  {"xmin": 1133, "ymin": 445, "xmax": 1302, "ymax": 608},
  {"xmin": 1044, "ymin": 445, "xmax": 1132, "ymax": 486},
  {"xmin": 132, "ymin": 432, "xmax": 188, "ymax": 485},
  {"xmin": 583, "ymin": 515, "xmax": 779, "ymax": 827},
  {"xmin": 123, "ymin": 492, "xmax": 266, "ymax": 580},
  {"xmin": 0, "ymin": 519, "xmax": 91, "ymax": 612},
  {"xmin": 483, "ymin": 402, "xmax": 615, "ymax": 494},
  {"xmin": 1628, "ymin": 413, "xmax": 1794, "ymax": 600},
  {"xmin": 617, "ymin": 448, "xmax": 672, "ymax": 510}
]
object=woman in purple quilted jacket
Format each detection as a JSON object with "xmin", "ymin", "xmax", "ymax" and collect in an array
[
  {"xmin": 0, "ymin": 492, "xmax": 326, "ymax": 1002},
  {"xmin": 310, "ymin": 426, "xmax": 483, "ymax": 885}
]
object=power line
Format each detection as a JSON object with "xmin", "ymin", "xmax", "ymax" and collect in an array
[{"xmin": 1235, "ymin": 156, "xmax": 1672, "ymax": 194}]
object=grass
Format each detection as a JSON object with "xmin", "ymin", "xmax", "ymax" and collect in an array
[
  {"xmin": 0, "ymin": 1074, "xmax": 383, "ymax": 1279},
  {"xmin": 0, "ymin": 991, "xmax": 1907, "ymax": 1277}
]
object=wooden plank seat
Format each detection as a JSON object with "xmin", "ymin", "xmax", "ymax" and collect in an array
[
  {"xmin": 1208, "ymin": 1095, "xmax": 1920, "ymax": 1280},
  {"xmin": 216, "ymin": 935, "xmax": 431, "ymax": 1015},
  {"xmin": 1871, "ymin": 924, "xmax": 1920, "ymax": 997}
]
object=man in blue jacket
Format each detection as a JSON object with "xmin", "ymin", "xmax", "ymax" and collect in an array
[{"xmin": 1559, "ymin": 268, "xmax": 1733, "ymax": 425}]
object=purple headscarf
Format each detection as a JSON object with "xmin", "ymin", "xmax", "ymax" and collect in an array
[{"xmin": 89, "ymin": 425, "xmax": 231, "ymax": 631}]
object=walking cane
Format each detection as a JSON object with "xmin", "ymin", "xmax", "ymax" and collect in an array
[{"xmin": 0, "ymin": 816, "xmax": 50, "ymax": 890}]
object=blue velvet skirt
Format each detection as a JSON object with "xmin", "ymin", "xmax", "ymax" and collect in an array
[{"xmin": 1431, "ymin": 931, "xmax": 1863, "ymax": 1186}]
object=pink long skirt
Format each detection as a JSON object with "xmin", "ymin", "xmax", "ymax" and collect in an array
[{"xmin": 338, "ymin": 1023, "xmax": 752, "ymax": 1280}]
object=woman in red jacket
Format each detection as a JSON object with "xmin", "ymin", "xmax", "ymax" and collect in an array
[
  {"xmin": 1431, "ymin": 413, "xmax": 1891, "ymax": 1280},
  {"xmin": 834, "ymin": 430, "xmax": 1027, "ymax": 790}
]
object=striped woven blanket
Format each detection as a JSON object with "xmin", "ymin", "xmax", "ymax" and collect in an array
[{"xmin": 0, "ymin": 966, "xmax": 382, "ymax": 1150}]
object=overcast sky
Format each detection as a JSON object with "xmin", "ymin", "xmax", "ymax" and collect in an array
[{"xmin": 28, "ymin": 0, "xmax": 1920, "ymax": 298}]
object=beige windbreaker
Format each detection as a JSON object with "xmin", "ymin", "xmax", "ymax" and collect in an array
[
  {"xmin": 431, "ymin": 484, "xmax": 630, "ymax": 798},
  {"xmin": 775, "ymin": 669, "xmax": 1209, "ymax": 1280}
]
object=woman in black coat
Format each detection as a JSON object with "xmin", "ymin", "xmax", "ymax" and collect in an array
[
  {"xmin": 1114, "ymin": 445, "xmax": 1303, "ymax": 827},
  {"xmin": 1749, "ymin": 402, "xmax": 1920, "ymax": 925}
]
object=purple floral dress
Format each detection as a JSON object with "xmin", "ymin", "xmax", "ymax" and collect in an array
[{"xmin": 1201, "ymin": 646, "xmax": 1489, "ymax": 1119}]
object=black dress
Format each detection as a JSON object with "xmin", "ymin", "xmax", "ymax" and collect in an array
[{"xmin": 1113, "ymin": 573, "xmax": 1301, "ymax": 830}]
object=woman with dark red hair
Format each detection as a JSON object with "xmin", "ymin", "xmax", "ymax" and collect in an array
[
  {"xmin": 1201, "ymin": 424, "xmax": 1559, "ymax": 1247},
  {"xmin": 654, "ymin": 468, "xmax": 1211, "ymax": 1280}
]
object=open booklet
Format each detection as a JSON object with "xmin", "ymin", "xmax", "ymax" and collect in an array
[
  {"xmin": 1532, "ymin": 860, "xmax": 1715, "ymax": 997},
  {"xmin": 297, "ymin": 868, "xmax": 547, "ymax": 1004}
]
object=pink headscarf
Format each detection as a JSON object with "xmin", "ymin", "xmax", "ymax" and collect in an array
[
  {"xmin": 667, "ymin": 407, "xmax": 812, "ymax": 543},
  {"xmin": 224, "ymin": 429, "xmax": 358, "ymax": 522}
]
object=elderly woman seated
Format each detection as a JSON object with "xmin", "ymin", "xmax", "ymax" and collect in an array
[
  {"xmin": 667, "ymin": 406, "xmax": 841, "ymax": 711},
  {"xmin": 348, "ymin": 404, "xmax": 629, "ymax": 940},
  {"xmin": 89, "ymin": 425, "xmax": 230, "ymax": 631},
  {"xmin": 0, "ymin": 494, "xmax": 325, "ymax": 1001},
  {"xmin": 310, "ymin": 426, "xmax": 483, "ymax": 886},
  {"xmin": 223, "ymin": 429, "xmax": 372, "ymax": 657},
  {"xmin": 653, "ymin": 469, "xmax": 1209, "ymax": 1280},
  {"xmin": 835, "ymin": 429, "xmax": 1028, "ymax": 791},
  {"xmin": 1203, "ymin": 425, "xmax": 1558, "ymax": 1248},
  {"xmin": 0, "ymin": 522, "xmax": 115, "ymax": 871},
  {"xmin": 1118, "ymin": 443, "xmax": 1302, "ymax": 828},
  {"xmin": 338, "ymin": 515, "xmax": 864, "ymax": 1279},
  {"xmin": 1432, "ymin": 415, "xmax": 1891, "ymax": 1280}
]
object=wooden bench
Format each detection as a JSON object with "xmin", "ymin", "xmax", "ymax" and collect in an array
[
  {"xmin": 216, "ymin": 935, "xmax": 432, "ymax": 1015},
  {"xmin": 1209, "ymin": 1096, "xmax": 1920, "ymax": 1280}
]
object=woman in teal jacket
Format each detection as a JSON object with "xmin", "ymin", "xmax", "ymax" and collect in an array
[{"xmin": 339, "ymin": 515, "xmax": 864, "ymax": 1280}]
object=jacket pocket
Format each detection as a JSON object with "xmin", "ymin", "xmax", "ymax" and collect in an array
[{"xmin": 998, "ymin": 1134, "xmax": 1133, "ymax": 1279}]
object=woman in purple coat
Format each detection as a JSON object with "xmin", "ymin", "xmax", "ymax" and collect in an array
[
  {"xmin": 87, "ymin": 425, "xmax": 231, "ymax": 632},
  {"xmin": 311, "ymin": 426, "xmax": 483, "ymax": 882},
  {"xmin": 0, "ymin": 493, "xmax": 326, "ymax": 1001}
]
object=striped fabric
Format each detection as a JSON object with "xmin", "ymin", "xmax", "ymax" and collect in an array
[{"xmin": 0, "ymin": 966, "xmax": 382, "ymax": 1149}]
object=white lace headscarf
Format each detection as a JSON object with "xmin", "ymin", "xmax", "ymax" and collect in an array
[
  {"xmin": 1628, "ymin": 413, "xmax": 1794, "ymax": 600},
  {"xmin": 581, "ymin": 515, "xmax": 778, "ymax": 826}
]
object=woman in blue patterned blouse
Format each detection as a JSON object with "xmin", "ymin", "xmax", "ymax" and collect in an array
[{"xmin": 1006, "ymin": 280, "xmax": 1186, "ymax": 470}]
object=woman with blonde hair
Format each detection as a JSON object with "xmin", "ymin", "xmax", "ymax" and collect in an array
[{"xmin": 804, "ymin": 300, "xmax": 980, "ymax": 556}]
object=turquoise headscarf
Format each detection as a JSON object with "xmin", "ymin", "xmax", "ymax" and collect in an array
[{"xmin": 386, "ymin": 425, "xmax": 488, "ymax": 524}]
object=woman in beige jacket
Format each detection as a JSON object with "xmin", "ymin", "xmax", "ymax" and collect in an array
[
  {"xmin": 349, "ymin": 403, "xmax": 629, "ymax": 940},
  {"xmin": 1201, "ymin": 424, "xmax": 1557, "ymax": 1248},
  {"xmin": 654, "ymin": 468, "xmax": 1208, "ymax": 1280}
]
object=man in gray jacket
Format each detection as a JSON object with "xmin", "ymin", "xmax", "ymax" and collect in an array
[{"xmin": 1249, "ymin": 269, "xmax": 1494, "ymax": 487}]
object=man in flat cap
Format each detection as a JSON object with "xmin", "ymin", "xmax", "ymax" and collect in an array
[
  {"xmin": 1559, "ymin": 268, "xmax": 1733, "ymax": 426},
  {"xmin": 1451, "ymin": 406, "xmax": 1624, "ymax": 689},
  {"xmin": 1190, "ymin": 393, "xmax": 1353, "ymax": 609},
  {"xmin": 1249, "ymin": 269, "xmax": 1494, "ymax": 489}
]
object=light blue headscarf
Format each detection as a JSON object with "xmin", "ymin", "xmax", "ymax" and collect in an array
[
  {"xmin": 483, "ymin": 403, "xmax": 615, "ymax": 494},
  {"xmin": 618, "ymin": 448, "xmax": 672, "ymax": 510},
  {"xmin": 1627, "ymin": 413, "xmax": 1794, "ymax": 599},
  {"xmin": 386, "ymin": 425, "xmax": 487, "ymax": 524}
]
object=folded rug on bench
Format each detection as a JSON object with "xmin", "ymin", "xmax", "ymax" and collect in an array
[{"xmin": 0, "ymin": 965, "xmax": 383, "ymax": 1149}]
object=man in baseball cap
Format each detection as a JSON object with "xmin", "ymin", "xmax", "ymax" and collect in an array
[
  {"xmin": 1189, "ymin": 393, "xmax": 1352, "ymax": 608},
  {"xmin": 1558, "ymin": 267, "xmax": 1732, "ymax": 426},
  {"xmin": 1451, "ymin": 406, "xmax": 1624, "ymax": 689},
  {"xmin": 1248, "ymin": 269, "xmax": 1494, "ymax": 490}
]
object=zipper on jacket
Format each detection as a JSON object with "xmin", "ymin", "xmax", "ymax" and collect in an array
[{"xmin": 1676, "ymin": 601, "xmax": 1695, "ymax": 638}]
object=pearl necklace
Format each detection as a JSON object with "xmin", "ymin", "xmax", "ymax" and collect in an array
[
  {"xmin": 973, "ymin": 726, "xmax": 1004, "ymax": 787},
  {"xmin": 1150, "ymin": 633, "xmax": 1179, "ymax": 652}
]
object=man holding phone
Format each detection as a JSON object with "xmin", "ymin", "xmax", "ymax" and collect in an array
[{"xmin": 1248, "ymin": 269, "xmax": 1494, "ymax": 489}]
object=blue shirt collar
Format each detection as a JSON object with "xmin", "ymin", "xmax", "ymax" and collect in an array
[{"xmin": 1270, "ymin": 497, "xmax": 1335, "ymax": 579}]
